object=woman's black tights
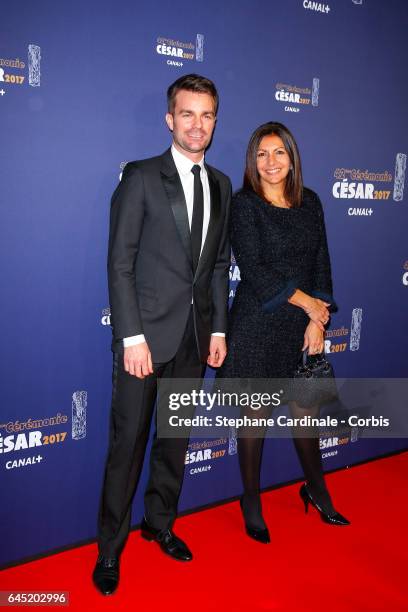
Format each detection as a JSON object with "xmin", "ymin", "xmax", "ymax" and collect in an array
[
  {"xmin": 289, "ymin": 401, "xmax": 335, "ymax": 516},
  {"xmin": 238, "ymin": 405, "xmax": 271, "ymax": 530},
  {"xmin": 238, "ymin": 402, "xmax": 335, "ymax": 529}
]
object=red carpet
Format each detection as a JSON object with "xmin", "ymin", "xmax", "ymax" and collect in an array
[{"xmin": 1, "ymin": 452, "xmax": 407, "ymax": 611}]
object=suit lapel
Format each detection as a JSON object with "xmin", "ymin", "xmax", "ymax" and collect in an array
[
  {"xmin": 194, "ymin": 164, "xmax": 221, "ymax": 280},
  {"xmin": 160, "ymin": 149, "xmax": 193, "ymax": 269}
]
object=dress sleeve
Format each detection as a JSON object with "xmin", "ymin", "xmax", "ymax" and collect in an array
[
  {"xmin": 311, "ymin": 194, "xmax": 338, "ymax": 312},
  {"xmin": 231, "ymin": 194, "xmax": 298, "ymax": 313}
]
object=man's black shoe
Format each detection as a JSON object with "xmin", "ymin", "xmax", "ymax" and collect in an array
[
  {"xmin": 140, "ymin": 517, "xmax": 193, "ymax": 561},
  {"xmin": 92, "ymin": 555, "xmax": 119, "ymax": 595}
]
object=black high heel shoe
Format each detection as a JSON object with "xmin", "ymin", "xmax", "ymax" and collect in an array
[
  {"xmin": 239, "ymin": 498, "xmax": 271, "ymax": 543},
  {"xmin": 299, "ymin": 483, "xmax": 350, "ymax": 526}
]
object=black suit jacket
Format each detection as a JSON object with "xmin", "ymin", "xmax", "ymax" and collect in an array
[{"xmin": 108, "ymin": 148, "xmax": 231, "ymax": 363}]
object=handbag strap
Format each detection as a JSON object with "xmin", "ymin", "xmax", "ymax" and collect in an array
[{"xmin": 302, "ymin": 349, "xmax": 326, "ymax": 366}]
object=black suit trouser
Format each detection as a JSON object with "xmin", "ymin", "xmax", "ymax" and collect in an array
[{"xmin": 97, "ymin": 309, "xmax": 204, "ymax": 558}]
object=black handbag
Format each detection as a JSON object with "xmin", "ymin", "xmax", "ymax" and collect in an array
[{"xmin": 292, "ymin": 350, "xmax": 337, "ymax": 409}]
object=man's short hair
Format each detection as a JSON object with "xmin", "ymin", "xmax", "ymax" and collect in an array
[{"xmin": 167, "ymin": 74, "xmax": 219, "ymax": 114}]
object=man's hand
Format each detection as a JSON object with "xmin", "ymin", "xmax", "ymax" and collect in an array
[
  {"xmin": 124, "ymin": 342, "xmax": 153, "ymax": 378},
  {"xmin": 207, "ymin": 336, "xmax": 227, "ymax": 368},
  {"xmin": 302, "ymin": 321, "xmax": 324, "ymax": 355}
]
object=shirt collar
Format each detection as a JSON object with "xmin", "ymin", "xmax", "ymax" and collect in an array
[{"xmin": 171, "ymin": 144, "xmax": 205, "ymax": 177}]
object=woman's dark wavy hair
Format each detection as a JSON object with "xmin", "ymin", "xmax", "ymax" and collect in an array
[{"xmin": 243, "ymin": 122, "xmax": 303, "ymax": 207}]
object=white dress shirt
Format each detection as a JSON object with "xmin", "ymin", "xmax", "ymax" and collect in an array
[{"xmin": 123, "ymin": 145, "xmax": 225, "ymax": 348}]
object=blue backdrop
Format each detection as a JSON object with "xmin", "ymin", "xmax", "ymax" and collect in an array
[{"xmin": 1, "ymin": 0, "xmax": 407, "ymax": 568}]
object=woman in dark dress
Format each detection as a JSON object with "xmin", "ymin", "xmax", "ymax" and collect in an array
[{"xmin": 219, "ymin": 122, "xmax": 350, "ymax": 543}]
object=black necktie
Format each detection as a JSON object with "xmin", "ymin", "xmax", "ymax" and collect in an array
[{"xmin": 191, "ymin": 164, "xmax": 204, "ymax": 273}]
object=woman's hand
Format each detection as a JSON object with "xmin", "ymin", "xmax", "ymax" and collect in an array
[
  {"xmin": 302, "ymin": 321, "xmax": 324, "ymax": 355},
  {"xmin": 304, "ymin": 297, "xmax": 331, "ymax": 330},
  {"xmin": 288, "ymin": 290, "xmax": 330, "ymax": 330}
]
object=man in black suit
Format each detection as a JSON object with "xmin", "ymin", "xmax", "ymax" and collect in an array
[{"xmin": 93, "ymin": 74, "xmax": 231, "ymax": 595}]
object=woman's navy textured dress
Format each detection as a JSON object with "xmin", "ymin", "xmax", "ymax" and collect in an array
[{"xmin": 218, "ymin": 187, "xmax": 336, "ymax": 379}]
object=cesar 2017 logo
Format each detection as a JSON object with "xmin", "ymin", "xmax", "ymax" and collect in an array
[
  {"xmin": 274, "ymin": 78, "xmax": 320, "ymax": 114},
  {"xmin": 332, "ymin": 154, "xmax": 406, "ymax": 217},
  {"xmin": 0, "ymin": 44, "xmax": 41, "ymax": 97},
  {"xmin": 155, "ymin": 34, "xmax": 204, "ymax": 68}
]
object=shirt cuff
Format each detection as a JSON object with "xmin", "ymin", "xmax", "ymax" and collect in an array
[
  {"xmin": 211, "ymin": 332, "xmax": 226, "ymax": 337},
  {"xmin": 123, "ymin": 334, "xmax": 146, "ymax": 347}
]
